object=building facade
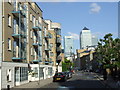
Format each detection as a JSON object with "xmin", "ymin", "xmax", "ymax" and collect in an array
[
  {"xmin": 64, "ymin": 36, "xmax": 74, "ymax": 58},
  {"xmin": 45, "ymin": 20, "xmax": 62, "ymax": 72},
  {"xmin": 1, "ymin": 2, "xmax": 28, "ymax": 88},
  {"xmin": 1, "ymin": 1, "xmax": 62, "ymax": 89},
  {"xmin": 92, "ymin": 35, "xmax": 98, "ymax": 46},
  {"xmin": 80, "ymin": 27, "xmax": 92, "ymax": 49}
]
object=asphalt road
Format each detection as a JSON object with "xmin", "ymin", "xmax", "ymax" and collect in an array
[{"xmin": 40, "ymin": 71, "xmax": 106, "ymax": 89}]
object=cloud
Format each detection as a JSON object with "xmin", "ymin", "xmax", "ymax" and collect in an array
[
  {"xmin": 90, "ymin": 3, "xmax": 101, "ymax": 14},
  {"xmin": 68, "ymin": 32, "xmax": 79, "ymax": 40}
]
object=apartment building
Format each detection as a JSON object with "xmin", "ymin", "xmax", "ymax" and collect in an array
[
  {"xmin": 45, "ymin": 20, "xmax": 62, "ymax": 73},
  {"xmin": 1, "ymin": 1, "xmax": 28, "ymax": 88},
  {"xmin": 24, "ymin": 2, "xmax": 43, "ymax": 81},
  {"xmin": 1, "ymin": 1, "xmax": 62, "ymax": 89}
]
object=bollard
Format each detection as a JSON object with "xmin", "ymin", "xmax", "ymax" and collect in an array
[{"xmin": 7, "ymin": 85, "xmax": 10, "ymax": 90}]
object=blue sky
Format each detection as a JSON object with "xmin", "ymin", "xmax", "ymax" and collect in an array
[{"xmin": 37, "ymin": 2, "xmax": 118, "ymax": 50}]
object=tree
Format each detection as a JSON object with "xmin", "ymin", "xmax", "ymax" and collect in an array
[
  {"xmin": 96, "ymin": 33, "xmax": 120, "ymax": 78},
  {"xmin": 62, "ymin": 58, "xmax": 74, "ymax": 72}
]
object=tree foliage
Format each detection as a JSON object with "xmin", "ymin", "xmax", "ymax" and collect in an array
[{"xmin": 96, "ymin": 33, "xmax": 120, "ymax": 69}]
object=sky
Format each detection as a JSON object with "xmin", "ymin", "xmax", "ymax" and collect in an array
[{"xmin": 37, "ymin": 2, "xmax": 118, "ymax": 51}]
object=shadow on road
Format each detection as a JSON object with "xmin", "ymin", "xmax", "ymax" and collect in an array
[{"xmin": 56, "ymin": 79, "xmax": 105, "ymax": 89}]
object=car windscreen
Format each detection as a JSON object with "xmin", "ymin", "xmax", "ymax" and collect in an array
[{"xmin": 55, "ymin": 73, "xmax": 64, "ymax": 76}]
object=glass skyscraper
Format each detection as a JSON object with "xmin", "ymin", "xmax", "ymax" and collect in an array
[
  {"xmin": 92, "ymin": 35, "xmax": 98, "ymax": 46},
  {"xmin": 64, "ymin": 36, "xmax": 74, "ymax": 57},
  {"xmin": 80, "ymin": 27, "xmax": 92, "ymax": 49}
]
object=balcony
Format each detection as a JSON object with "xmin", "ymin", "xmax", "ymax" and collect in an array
[
  {"xmin": 33, "ymin": 60, "xmax": 42, "ymax": 63},
  {"xmin": 56, "ymin": 38, "xmax": 61, "ymax": 44},
  {"xmin": 11, "ymin": 10, "xmax": 25, "ymax": 18},
  {"xmin": 45, "ymin": 61, "xmax": 49, "ymax": 64},
  {"xmin": 44, "ymin": 35, "xmax": 49, "ymax": 40},
  {"xmin": 12, "ymin": 57, "xmax": 22, "ymax": 62},
  {"xmin": 12, "ymin": 34, "xmax": 21, "ymax": 39},
  {"xmin": 32, "ymin": 26, "xmax": 42, "ymax": 31},
  {"xmin": 33, "ymin": 43, "xmax": 39, "ymax": 47},
  {"xmin": 12, "ymin": 33, "xmax": 25, "ymax": 39},
  {"xmin": 45, "ymin": 47, "xmax": 49, "ymax": 51},
  {"xmin": 57, "ymin": 47, "xmax": 61, "ymax": 52}
]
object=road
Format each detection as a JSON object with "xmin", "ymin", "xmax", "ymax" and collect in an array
[{"xmin": 40, "ymin": 71, "xmax": 106, "ymax": 89}]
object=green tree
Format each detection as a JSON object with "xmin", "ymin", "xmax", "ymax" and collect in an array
[{"xmin": 96, "ymin": 33, "xmax": 120, "ymax": 77}]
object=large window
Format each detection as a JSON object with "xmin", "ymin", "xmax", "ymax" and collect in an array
[
  {"xmin": 8, "ymin": 38, "xmax": 11, "ymax": 51},
  {"xmin": 30, "ymin": 14, "xmax": 32, "ymax": 21},
  {"xmin": 31, "ymin": 47, "xmax": 33, "ymax": 56},
  {"xmin": 50, "ymin": 52, "xmax": 54, "ymax": 57},
  {"xmin": 20, "ymin": 67, "xmax": 28, "ymax": 82},
  {"xmin": 8, "ymin": 14, "xmax": 12, "ymax": 27},
  {"xmin": 30, "ymin": 30, "xmax": 33, "ymax": 38}
]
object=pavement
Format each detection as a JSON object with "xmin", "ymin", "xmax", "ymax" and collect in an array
[
  {"xmin": 12, "ymin": 78, "xmax": 53, "ymax": 89},
  {"xmin": 95, "ymin": 73, "xmax": 120, "ymax": 88}
]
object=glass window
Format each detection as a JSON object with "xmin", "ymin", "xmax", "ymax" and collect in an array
[
  {"xmin": 50, "ymin": 52, "xmax": 54, "ymax": 57},
  {"xmin": 30, "ymin": 30, "xmax": 33, "ymax": 38},
  {"xmin": 8, "ymin": 15, "xmax": 12, "ymax": 27},
  {"xmin": 30, "ymin": 14, "xmax": 32, "ymax": 21},
  {"xmin": 31, "ymin": 47, "xmax": 33, "ymax": 55},
  {"xmin": 8, "ymin": 38, "xmax": 11, "ymax": 50}
]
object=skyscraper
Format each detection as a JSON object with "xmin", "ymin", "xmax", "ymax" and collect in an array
[
  {"xmin": 80, "ymin": 27, "xmax": 92, "ymax": 49},
  {"xmin": 92, "ymin": 35, "xmax": 98, "ymax": 46},
  {"xmin": 64, "ymin": 36, "xmax": 74, "ymax": 57}
]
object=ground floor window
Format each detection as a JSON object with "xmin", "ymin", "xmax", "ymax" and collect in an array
[
  {"xmin": 15, "ymin": 67, "xmax": 28, "ymax": 82},
  {"xmin": 39, "ymin": 67, "xmax": 44, "ymax": 78},
  {"xmin": 32, "ymin": 67, "xmax": 38, "ymax": 78},
  {"xmin": 20, "ymin": 67, "xmax": 28, "ymax": 82},
  {"xmin": 48, "ymin": 67, "xmax": 52, "ymax": 76}
]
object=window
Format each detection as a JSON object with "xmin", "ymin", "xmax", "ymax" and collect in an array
[
  {"xmin": 30, "ymin": 30, "xmax": 33, "ymax": 38},
  {"xmin": 30, "ymin": 14, "xmax": 32, "ymax": 21},
  {"xmin": 8, "ymin": 15, "xmax": 12, "ymax": 27},
  {"xmin": 8, "ymin": 38, "xmax": 11, "ymax": 50},
  {"xmin": 36, "ymin": 19, "xmax": 38, "ymax": 26},
  {"xmin": 7, "ymin": 69, "xmax": 11, "ymax": 82},
  {"xmin": 31, "ymin": 47, "xmax": 33, "ymax": 55},
  {"xmin": 50, "ymin": 52, "xmax": 54, "ymax": 57}
]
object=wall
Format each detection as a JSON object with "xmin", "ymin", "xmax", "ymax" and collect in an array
[{"xmin": 1, "ymin": 62, "xmax": 28, "ymax": 89}]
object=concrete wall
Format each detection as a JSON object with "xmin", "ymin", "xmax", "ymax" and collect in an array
[{"xmin": 1, "ymin": 62, "xmax": 28, "ymax": 89}]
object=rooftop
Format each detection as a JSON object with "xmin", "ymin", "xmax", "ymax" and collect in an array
[{"xmin": 83, "ymin": 27, "xmax": 89, "ymax": 30}]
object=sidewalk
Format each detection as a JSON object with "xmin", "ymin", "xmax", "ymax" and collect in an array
[
  {"xmin": 96, "ymin": 73, "xmax": 119, "ymax": 88},
  {"xmin": 12, "ymin": 77, "xmax": 53, "ymax": 89}
]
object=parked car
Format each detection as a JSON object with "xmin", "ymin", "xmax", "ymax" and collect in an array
[
  {"xmin": 53, "ymin": 72, "xmax": 67, "ymax": 82},
  {"xmin": 64, "ymin": 71, "xmax": 72, "ymax": 79}
]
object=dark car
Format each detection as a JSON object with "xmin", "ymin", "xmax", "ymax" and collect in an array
[
  {"xmin": 53, "ymin": 72, "xmax": 67, "ymax": 82},
  {"xmin": 64, "ymin": 71, "xmax": 72, "ymax": 79}
]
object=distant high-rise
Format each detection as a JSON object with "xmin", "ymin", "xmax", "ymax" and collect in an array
[
  {"xmin": 80, "ymin": 27, "xmax": 92, "ymax": 49},
  {"xmin": 64, "ymin": 36, "xmax": 74, "ymax": 57}
]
